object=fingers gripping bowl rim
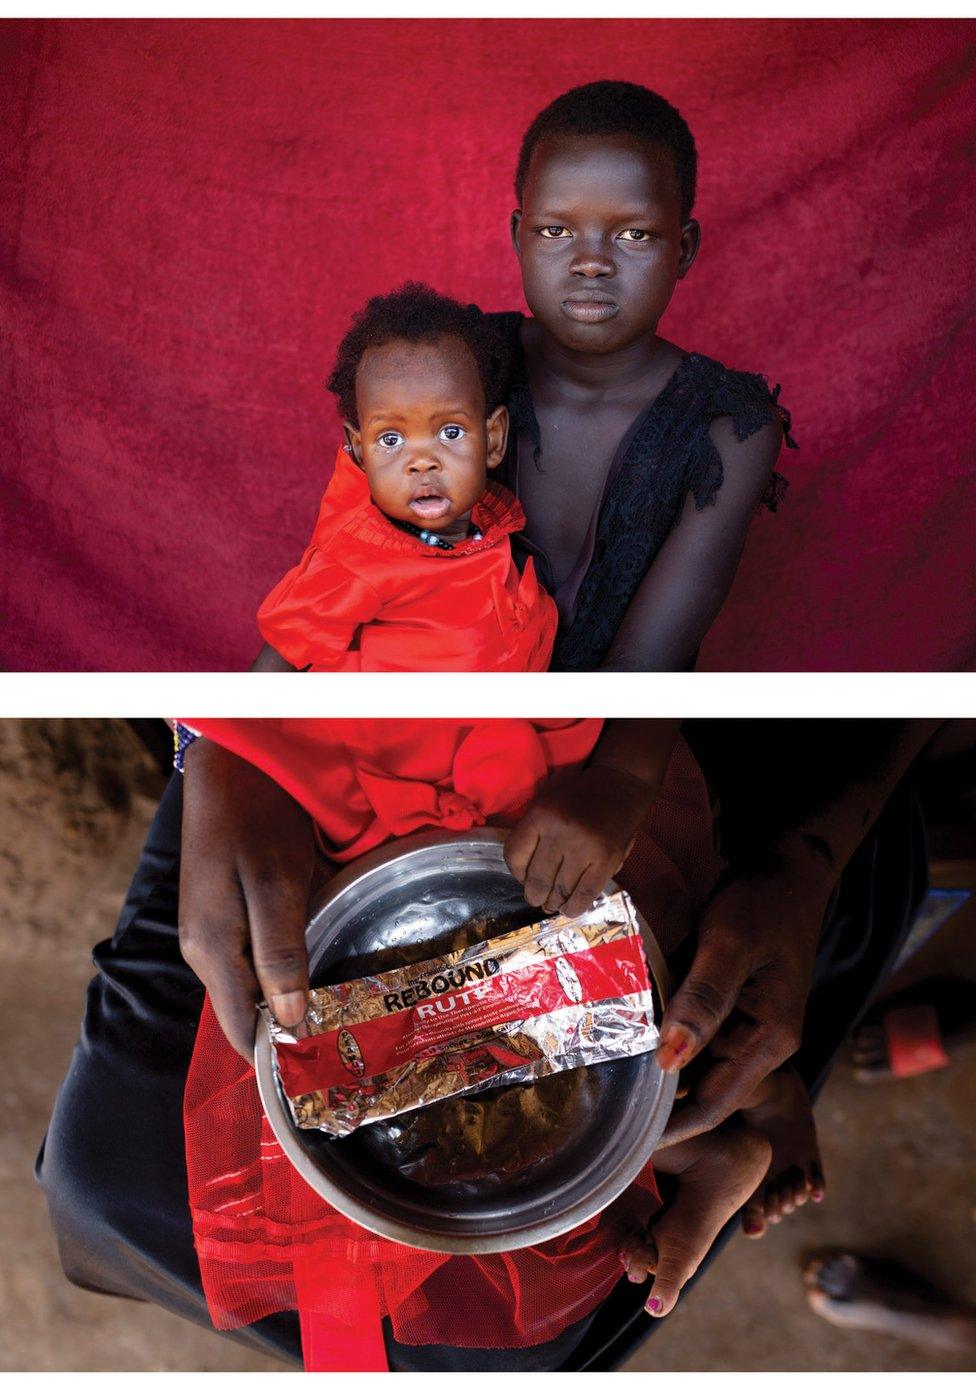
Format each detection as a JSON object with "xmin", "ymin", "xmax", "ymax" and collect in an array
[{"xmin": 255, "ymin": 828, "xmax": 675, "ymax": 1255}]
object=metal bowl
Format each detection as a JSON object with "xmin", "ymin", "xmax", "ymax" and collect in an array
[{"xmin": 255, "ymin": 828, "xmax": 675, "ymax": 1254}]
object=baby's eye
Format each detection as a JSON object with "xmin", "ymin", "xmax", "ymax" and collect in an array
[
  {"xmin": 619, "ymin": 229, "xmax": 653, "ymax": 243},
  {"xmin": 538, "ymin": 225, "xmax": 570, "ymax": 239},
  {"xmin": 439, "ymin": 424, "xmax": 465, "ymax": 442},
  {"xmin": 377, "ymin": 431, "xmax": 403, "ymax": 450}
]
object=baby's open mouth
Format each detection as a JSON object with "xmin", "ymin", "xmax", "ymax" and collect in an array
[{"xmin": 408, "ymin": 492, "xmax": 452, "ymax": 520}]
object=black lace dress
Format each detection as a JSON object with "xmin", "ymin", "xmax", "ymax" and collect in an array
[{"xmin": 490, "ymin": 312, "xmax": 796, "ymax": 672}]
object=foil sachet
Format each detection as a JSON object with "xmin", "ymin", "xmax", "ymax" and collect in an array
[{"xmin": 265, "ymin": 888, "xmax": 658, "ymax": 1137}]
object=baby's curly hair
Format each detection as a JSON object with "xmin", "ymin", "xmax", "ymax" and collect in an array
[
  {"xmin": 328, "ymin": 283, "xmax": 511, "ymax": 427},
  {"xmin": 515, "ymin": 80, "xmax": 697, "ymax": 224}
]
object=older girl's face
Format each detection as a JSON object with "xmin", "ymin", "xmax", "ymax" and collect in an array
[{"xmin": 512, "ymin": 132, "xmax": 699, "ymax": 356}]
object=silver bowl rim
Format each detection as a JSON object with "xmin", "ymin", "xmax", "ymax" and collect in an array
[{"xmin": 255, "ymin": 827, "xmax": 675, "ymax": 1255}]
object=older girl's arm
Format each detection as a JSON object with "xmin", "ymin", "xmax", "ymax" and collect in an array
[
  {"xmin": 250, "ymin": 644, "xmax": 299, "ymax": 671},
  {"xmin": 598, "ymin": 417, "xmax": 783, "ymax": 671}
]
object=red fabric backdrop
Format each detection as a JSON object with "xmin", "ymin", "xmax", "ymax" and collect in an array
[{"xmin": 2, "ymin": 18, "xmax": 974, "ymax": 671}]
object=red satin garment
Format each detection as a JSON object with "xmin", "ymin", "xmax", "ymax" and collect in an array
[
  {"xmin": 257, "ymin": 450, "xmax": 557, "ymax": 672},
  {"xmin": 181, "ymin": 720, "xmax": 720, "ymax": 1369},
  {"xmin": 186, "ymin": 717, "xmax": 602, "ymax": 862},
  {"xmin": 318, "ymin": 441, "xmax": 370, "ymax": 512}
]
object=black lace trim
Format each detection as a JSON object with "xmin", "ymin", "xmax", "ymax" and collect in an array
[{"xmin": 682, "ymin": 363, "xmax": 797, "ymax": 517}]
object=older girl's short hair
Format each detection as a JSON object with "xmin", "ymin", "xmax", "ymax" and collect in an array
[{"xmin": 515, "ymin": 80, "xmax": 697, "ymax": 223}]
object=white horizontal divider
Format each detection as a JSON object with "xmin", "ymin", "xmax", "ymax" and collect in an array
[{"xmin": 2, "ymin": 671, "xmax": 972, "ymax": 720}]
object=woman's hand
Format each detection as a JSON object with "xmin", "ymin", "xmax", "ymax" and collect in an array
[
  {"xmin": 178, "ymin": 737, "xmax": 333, "ymax": 1062},
  {"xmin": 656, "ymin": 848, "xmax": 835, "ymax": 1147},
  {"xmin": 503, "ymin": 764, "xmax": 655, "ymax": 918},
  {"xmin": 655, "ymin": 720, "xmax": 942, "ymax": 1145}
]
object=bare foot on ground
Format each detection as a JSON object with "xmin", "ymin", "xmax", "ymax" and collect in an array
[{"xmin": 804, "ymin": 1251, "xmax": 976, "ymax": 1355}]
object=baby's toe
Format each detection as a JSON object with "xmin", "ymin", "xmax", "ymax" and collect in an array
[
  {"xmin": 619, "ymin": 1232, "xmax": 656, "ymax": 1284},
  {"xmin": 742, "ymin": 1196, "xmax": 767, "ymax": 1238},
  {"xmin": 808, "ymin": 1161, "xmax": 826, "ymax": 1203}
]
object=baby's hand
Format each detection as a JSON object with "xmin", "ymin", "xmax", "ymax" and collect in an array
[{"xmin": 503, "ymin": 765, "xmax": 655, "ymax": 918}]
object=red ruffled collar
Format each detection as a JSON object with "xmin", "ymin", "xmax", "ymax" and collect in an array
[{"xmin": 318, "ymin": 480, "xmax": 525, "ymax": 558}]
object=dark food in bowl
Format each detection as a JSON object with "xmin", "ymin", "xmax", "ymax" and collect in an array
[{"xmin": 360, "ymin": 1068, "xmax": 602, "ymax": 1191}]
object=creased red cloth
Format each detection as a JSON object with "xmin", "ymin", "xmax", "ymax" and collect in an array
[
  {"xmin": 181, "ymin": 720, "xmax": 720, "ymax": 1369},
  {"xmin": 3, "ymin": 20, "xmax": 974, "ymax": 670},
  {"xmin": 185, "ymin": 718, "xmax": 598, "ymax": 861},
  {"xmin": 256, "ymin": 454, "xmax": 556, "ymax": 671}
]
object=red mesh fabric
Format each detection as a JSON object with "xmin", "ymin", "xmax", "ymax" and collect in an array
[
  {"xmin": 182, "ymin": 723, "xmax": 719, "ymax": 1367},
  {"xmin": 184, "ymin": 1000, "xmax": 450, "ymax": 1367},
  {"xmin": 185, "ymin": 998, "xmax": 663, "ymax": 1364}
]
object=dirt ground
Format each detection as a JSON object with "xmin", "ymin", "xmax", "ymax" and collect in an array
[{"xmin": 1, "ymin": 718, "xmax": 974, "ymax": 1371}]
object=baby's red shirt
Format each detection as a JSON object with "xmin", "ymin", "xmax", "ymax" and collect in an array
[{"xmin": 258, "ymin": 449, "xmax": 557, "ymax": 672}]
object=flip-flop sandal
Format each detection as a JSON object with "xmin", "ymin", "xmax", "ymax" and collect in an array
[
  {"xmin": 854, "ymin": 978, "xmax": 975, "ymax": 1081},
  {"xmin": 882, "ymin": 1004, "xmax": 950, "ymax": 1079}
]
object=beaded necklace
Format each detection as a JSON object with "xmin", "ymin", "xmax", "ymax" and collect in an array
[{"xmin": 386, "ymin": 515, "xmax": 484, "ymax": 552}]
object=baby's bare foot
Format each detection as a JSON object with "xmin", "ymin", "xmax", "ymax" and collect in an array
[
  {"xmin": 620, "ymin": 1120, "xmax": 770, "ymax": 1317},
  {"xmin": 740, "ymin": 1064, "xmax": 824, "ymax": 1237}
]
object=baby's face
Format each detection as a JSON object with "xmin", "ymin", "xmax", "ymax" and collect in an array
[
  {"xmin": 346, "ymin": 335, "xmax": 507, "ymax": 543},
  {"xmin": 512, "ymin": 132, "xmax": 697, "ymax": 356}
]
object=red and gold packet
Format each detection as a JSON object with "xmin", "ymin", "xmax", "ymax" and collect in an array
[{"xmin": 265, "ymin": 889, "xmax": 657, "ymax": 1137}]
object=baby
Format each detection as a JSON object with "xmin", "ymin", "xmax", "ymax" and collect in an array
[{"xmin": 254, "ymin": 284, "xmax": 556, "ymax": 671}]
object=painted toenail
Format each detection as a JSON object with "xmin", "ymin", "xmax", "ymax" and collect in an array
[{"xmin": 645, "ymin": 1297, "xmax": 662, "ymax": 1314}]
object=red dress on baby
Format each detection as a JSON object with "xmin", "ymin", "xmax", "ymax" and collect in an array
[{"xmin": 258, "ymin": 448, "xmax": 557, "ymax": 672}]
